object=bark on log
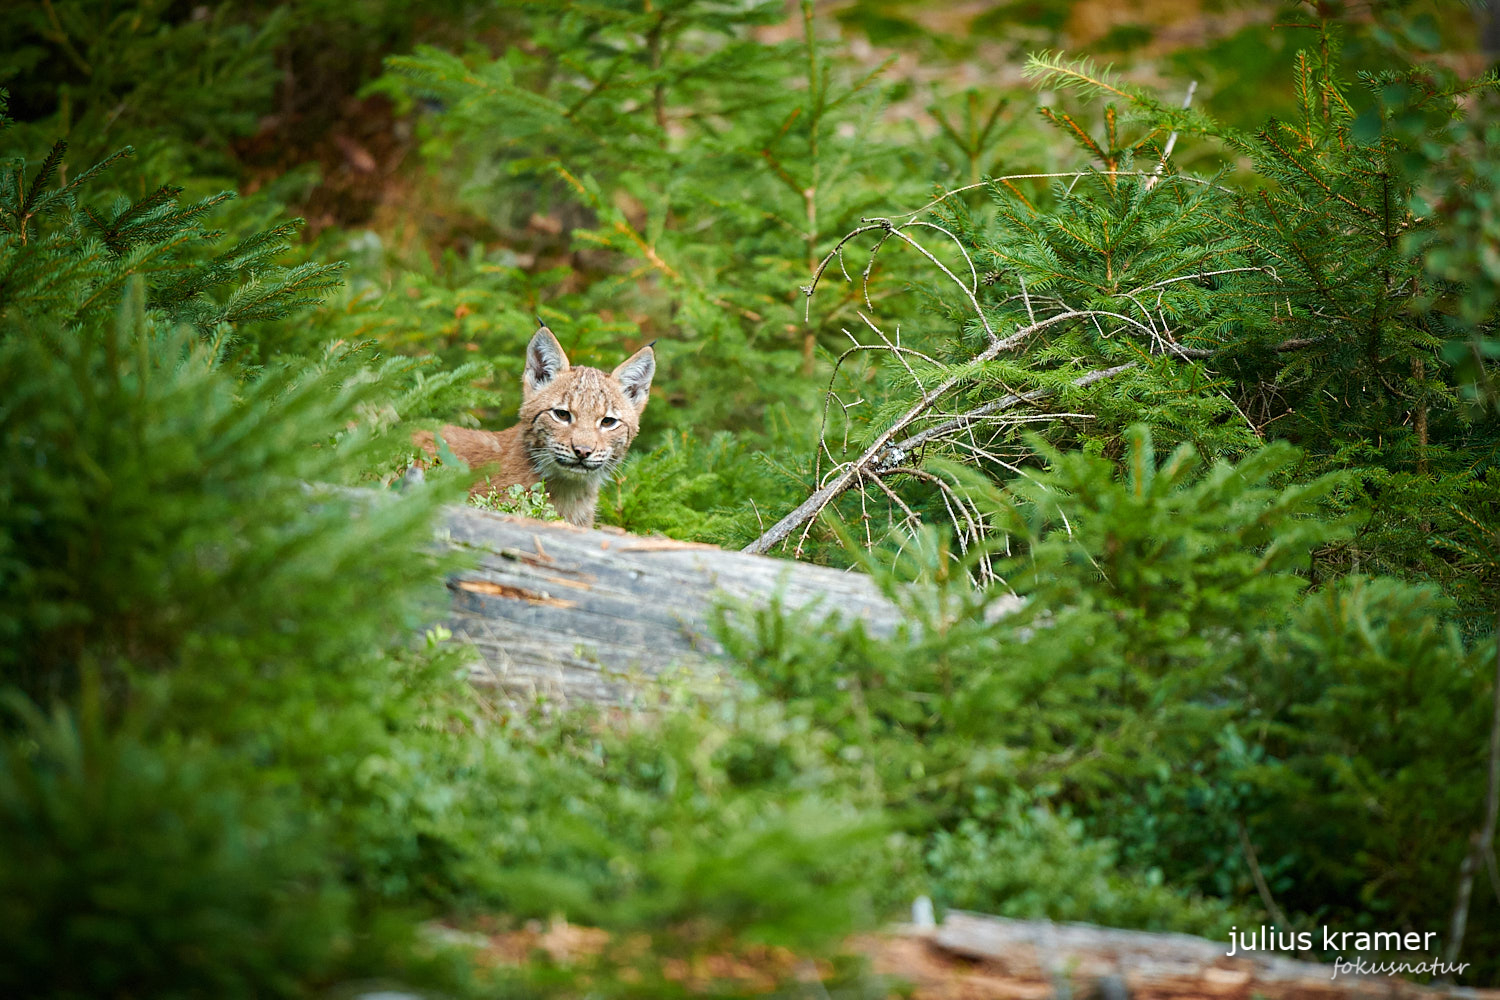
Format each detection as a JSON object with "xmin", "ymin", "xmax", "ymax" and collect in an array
[
  {"xmin": 447, "ymin": 911, "xmax": 1494, "ymax": 999},
  {"xmin": 873, "ymin": 911, "xmax": 1499, "ymax": 1000},
  {"xmin": 437, "ymin": 506, "xmax": 958, "ymax": 704}
]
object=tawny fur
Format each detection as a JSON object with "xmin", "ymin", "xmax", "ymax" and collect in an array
[{"xmin": 414, "ymin": 326, "xmax": 655, "ymax": 528}]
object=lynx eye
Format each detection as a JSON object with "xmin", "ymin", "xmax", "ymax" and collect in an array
[
  {"xmin": 599, "ymin": 416, "xmax": 620, "ymax": 430},
  {"xmin": 550, "ymin": 408, "xmax": 572, "ymax": 424}
]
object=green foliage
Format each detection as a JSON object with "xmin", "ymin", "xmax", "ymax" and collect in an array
[
  {"xmin": 1402, "ymin": 85, "xmax": 1500, "ymax": 412},
  {"xmin": 381, "ymin": 0, "xmax": 933, "ymax": 438},
  {"xmin": 448, "ymin": 699, "xmax": 887, "ymax": 949},
  {"xmin": 721, "ymin": 430, "xmax": 1343, "ymax": 810},
  {"xmin": 0, "ymin": 698, "xmax": 353, "ymax": 999},
  {"xmin": 470, "ymin": 481, "xmax": 560, "ymax": 520},
  {"xmin": 1247, "ymin": 577, "xmax": 1492, "ymax": 936},
  {"xmin": 309, "ymin": 242, "xmax": 610, "ymax": 375},
  {"xmin": 0, "ymin": 116, "xmax": 893, "ymax": 994},
  {"xmin": 718, "ymin": 427, "xmax": 1496, "ymax": 973},
  {"xmin": 998, "ymin": 428, "xmax": 1343, "ymax": 648},
  {"xmin": 4, "ymin": 1, "xmax": 1500, "ymax": 990},
  {"xmin": 601, "ymin": 429, "xmax": 806, "ymax": 542},
  {"xmin": 713, "ymin": 430, "xmax": 1321, "ymax": 933},
  {"xmin": 1022, "ymin": 441, "xmax": 1493, "ymax": 957},
  {"xmin": 926, "ymin": 795, "xmax": 1234, "ymax": 934},
  {"xmin": 0, "ymin": 274, "xmax": 457, "ymax": 714},
  {"xmin": 793, "ymin": 32, "xmax": 1498, "ymax": 599},
  {"xmin": 0, "ymin": 1, "xmax": 287, "ymax": 175},
  {"xmin": 0, "ymin": 0, "xmax": 503, "ymax": 182},
  {"xmin": 0, "ymin": 138, "xmax": 345, "ymax": 357},
  {"xmin": 0, "ymin": 124, "xmax": 470, "ymax": 991},
  {"xmin": 1091, "ymin": 572, "xmax": 1497, "ymax": 951},
  {"xmin": 8, "ymin": 332, "xmax": 398, "ymax": 691}
]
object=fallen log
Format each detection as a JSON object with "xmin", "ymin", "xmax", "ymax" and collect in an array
[
  {"xmin": 874, "ymin": 911, "xmax": 1497, "ymax": 1000},
  {"xmin": 437, "ymin": 506, "xmax": 951, "ymax": 704},
  {"xmin": 433, "ymin": 910, "xmax": 1496, "ymax": 999}
]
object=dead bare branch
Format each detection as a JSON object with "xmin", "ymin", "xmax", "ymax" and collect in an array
[
  {"xmin": 758, "ymin": 167, "xmax": 1293, "ymax": 562},
  {"xmin": 890, "ymin": 363, "xmax": 1136, "ymax": 458},
  {"xmin": 744, "ymin": 355, "xmax": 1135, "ymax": 555},
  {"xmin": 1145, "ymin": 80, "xmax": 1198, "ymax": 191}
]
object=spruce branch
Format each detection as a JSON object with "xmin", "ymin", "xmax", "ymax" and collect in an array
[
  {"xmin": 2, "ymin": 140, "xmax": 70, "ymax": 244},
  {"xmin": 54, "ymin": 146, "xmax": 133, "ymax": 199},
  {"xmin": 1023, "ymin": 52, "xmax": 1137, "ymax": 102},
  {"xmin": 23, "ymin": 141, "xmax": 67, "ymax": 220},
  {"xmin": 207, "ymin": 260, "xmax": 346, "ymax": 327}
]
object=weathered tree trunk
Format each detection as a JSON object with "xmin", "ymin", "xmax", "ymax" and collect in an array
[
  {"xmin": 878, "ymin": 911, "xmax": 1488, "ymax": 1000},
  {"xmin": 437, "ymin": 506, "xmax": 923, "ymax": 704},
  {"xmin": 456, "ymin": 909, "xmax": 1489, "ymax": 999}
]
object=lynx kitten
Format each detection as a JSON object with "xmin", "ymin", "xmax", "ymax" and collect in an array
[{"xmin": 416, "ymin": 325, "xmax": 655, "ymax": 528}]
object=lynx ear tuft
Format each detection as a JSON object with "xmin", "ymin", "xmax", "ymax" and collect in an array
[
  {"xmin": 612, "ymin": 344, "xmax": 656, "ymax": 412},
  {"xmin": 524, "ymin": 326, "xmax": 570, "ymax": 394}
]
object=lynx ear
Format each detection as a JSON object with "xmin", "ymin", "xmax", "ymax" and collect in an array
[
  {"xmin": 523, "ymin": 326, "xmax": 570, "ymax": 395},
  {"xmin": 612, "ymin": 343, "xmax": 656, "ymax": 413}
]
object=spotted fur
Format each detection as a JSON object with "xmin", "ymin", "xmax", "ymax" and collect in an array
[{"xmin": 415, "ymin": 326, "xmax": 655, "ymax": 527}]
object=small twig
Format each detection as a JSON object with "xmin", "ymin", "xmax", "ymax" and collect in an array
[
  {"xmin": 804, "ymin": 222, "xmax": 896, "ymax": 321},
  {"xmin": 858, "ymin": 311, "xmax": 933, "ymax": 393},
  {"xmin": 1145, "ymin": 81, "xmax": 1198, "ymax": 191},
  {"xmin": 1237, "ymin": 817, "xmax": 1289, "ymax": 926},
  {"xmin": 1018, "ymin": 274, "xmax": 1036, "ymax": 326},
  {"xmin": 858, "ymin": 481, "xmax": 873, "ymax": 549},
  {"xmin": 877, "ymin": 221, "xmax": 997, "ymax": 342},
  {"xmin": 1126, "ymin": 265, "xmax": 1279, "ymax": 297},
  {"xmin": 887, "ymin": 465, "xmax": 985, "ymax": 550},
  {"xmin": 869, "ymin": 472, "xmax": 923, "ymax": 534},
  {"xmin": 904, "ymin": 219, "xmax": 980, "ymax": 294},
  {"xmin": 42, "ymin": 0, "xmax": 93, "ymax": 77},
  {"xmin": 765, "ymin": 158, "xmax": 1293, "ymax": 560},
  {"xmin": 1168, "ymin": 336, "xmax": 1320, "ymax": 359},
  {"xmin": 890, "ymin": 363, "xmax": 1135, "ymax": 457},
  {"xmin": 815, "ymin": 340, "xmax": 938, "ymax": 478},
  {"xmin": 892, "ymin": 170, "xmax": 1227, "ymax": 221}
]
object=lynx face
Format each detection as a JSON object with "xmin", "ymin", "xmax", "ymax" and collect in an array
[{"xmin": 518, "ymin": 328, "xmax": 655, "ymax": 489}]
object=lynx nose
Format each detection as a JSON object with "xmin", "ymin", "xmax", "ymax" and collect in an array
[{"xmin": 572, "ymin": 444, "xmax": 594, "ymax": 460}]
